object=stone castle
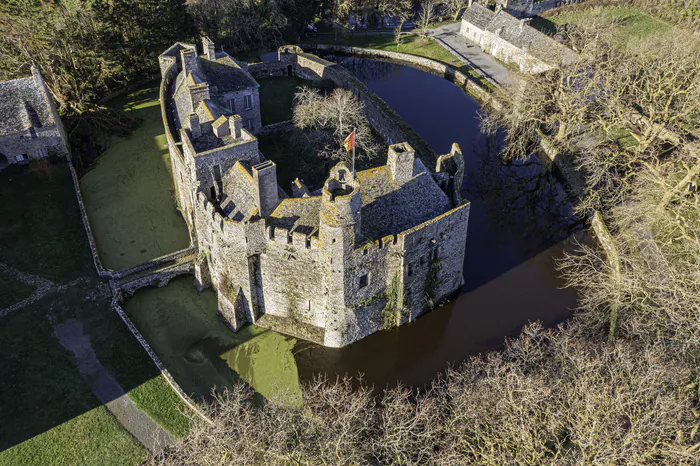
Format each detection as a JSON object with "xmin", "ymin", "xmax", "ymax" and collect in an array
[
  {"xmin": 0, "ymin": 67, "xmax": 68, "ymax": 171},
  {"xmin": 158, "ymin": 38, "xmax": 470, "ymax": 347}
]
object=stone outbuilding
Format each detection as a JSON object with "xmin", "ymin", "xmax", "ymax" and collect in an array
[
  {"xmin": 460, "ymin": 2, "xmax": 577, "ymax": 73},
  {"xmin": 491, "ymin": 0, "xmax": 587, "ymax": 18},
  {"xmin": 0, "ymin": 67, "xmax": 68, "ymax": 170}
]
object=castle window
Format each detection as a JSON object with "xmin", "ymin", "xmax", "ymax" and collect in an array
[
  {"xmin": 407, "ymin": 263, "xmax": 413, "ymax": 276},
  {"xmin": 226, "ymin": 98, "xmax": 235, "ymax": 112},
  {"xmin": 245, "ymin": 119, "xmax": 253, "ymax": 131},
  {"xmin": 243, "ymin": 94, "xmax": 253, "ymax": 110},
  {"xmin": 362, "ymin": 248, "xmax": 368, "ymax": 256},
  {"xmin": 29, "ymin": 127, "xmax": 37, "ymax": 139},
  {"xmin": 359, "ymin": 273, "xmax": 369, "ymax": 289}
]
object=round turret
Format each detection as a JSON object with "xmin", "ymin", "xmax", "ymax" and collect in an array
[{"xmin": 320, "ymin": 163, "xmax": 361, "ymax": 230}]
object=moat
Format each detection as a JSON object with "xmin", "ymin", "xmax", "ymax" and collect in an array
[{"xmin": 112, "ymin": 56, "xmax": 578, "ymax": 397}]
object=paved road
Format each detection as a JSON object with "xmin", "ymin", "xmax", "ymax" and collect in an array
[
  {"xmin": 55, "ymin": 319, "xmax": 174, "ymax": 455},
  {"xmin": 428, "ymin": 22, "xmax": 516, "ymax": 88}
]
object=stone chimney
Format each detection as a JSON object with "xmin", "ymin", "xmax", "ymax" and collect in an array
[
  {"xmin": 520, "ymin": 18, "xmax": 532, "ymax": 31},
  {"xmin": 229, "ymin": 114, "xmax": 243, "ymax": 139},
  {"xmin": 189, "ymin": 84, "xmax": 210, "ymax": 114},
  {"xmin": 187, "ymin": 113, "xmax": 201, "ymax": 139},
  {"xmin": 252, "ymin": 161, "xmax": 279, "ymax": 218},
  {"xmin": 202, "ymin": 37, "xmax": 216, "ymax": 60},
  {"xmin": 387, "ymin": 142, "xmax": 416, "ymax": 183},
  {"xmin": 180, "ymin": 49, "xmax": 198, "ymax": 76}
]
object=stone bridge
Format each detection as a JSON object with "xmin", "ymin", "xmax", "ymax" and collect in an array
[{"xmin": 116, "ymin": 247, "xmax": 198, "ymax": 297}]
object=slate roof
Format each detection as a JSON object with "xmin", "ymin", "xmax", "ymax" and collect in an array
[
  {"xmin": 199, "ymin": 56, "xmax": 258, "ymax": 93},
  {"xmin": 221, "ymin": 162, "xmax": 256, "ymax": 221},
  {"xmin": 356, "ymin": 163, "xmax": 451, "ymax": 238},
  {"xmin": 462, "ymin": 3, "xmax": 496, "ymax": 30},
  {"xmin": 0, "ymin": 76, "xmax": 54, "ymax": 136},
  {"xmin": 264, "ymin": 160, "xmax": 452, "ymax": 240},
  {"xmin": 462, "ymin": 4, "xmax": 577, "ymax": 67},
  {"xmin": 485, "ymin": 10, "xmax": 577, "ymax": 65}
]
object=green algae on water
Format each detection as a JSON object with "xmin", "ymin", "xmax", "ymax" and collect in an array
[
  {"xmin": 79, "ymin": 86, "xmax": 190, "ymax": 271},
  {"xmin": 123, "ymin": 276, "xmax": 302, "ymax": 402}
]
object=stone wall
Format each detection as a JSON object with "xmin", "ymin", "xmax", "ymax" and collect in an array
[{"xmin": 501, "ymin": 0, "xmax": 587, "ymax": 17}]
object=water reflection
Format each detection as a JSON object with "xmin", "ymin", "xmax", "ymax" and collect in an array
[{"xmin": 294, "ymin": 56, "xmax": 580, "ymax": 388}]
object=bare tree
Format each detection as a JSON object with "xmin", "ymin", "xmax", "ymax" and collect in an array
[
  {"xmin": 379, "ymin": 0, "xmax": 413, "ymax": 51},
  {"xmin": 415, "ymin": 0, "xmax": 439, "ymax": 37},
  {"xmin": 149, "ymin": 323, "xmax": 699, "ymax": 465},
  {"xmin": 293, "ymin": 87, "xmax": 380, "ymax": 163},
  {"xmin": 443, "ymin": 0, "xmax": 467, "ymax": 21}
]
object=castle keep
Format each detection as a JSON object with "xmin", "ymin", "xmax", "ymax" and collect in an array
[
  {"xmin": 0, "ymin": 67, "xmax": 68, "ymax": 170},
  {"xmin": 159, "ymin": 39, "xmax": 470, "ymax": 347}
]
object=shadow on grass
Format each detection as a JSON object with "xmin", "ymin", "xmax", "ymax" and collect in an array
[{"xmin": 0, "ymin": 162, "xmax": 186, "ymax": 459}]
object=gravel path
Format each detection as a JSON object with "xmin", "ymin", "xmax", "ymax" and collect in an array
[
  {"xmin": 54, "ymin": 319, "xmax": 174, "ymax": 455},
  {"xmin": 0, "ymin": 263, "xmax": 91, "ymax": 318}
]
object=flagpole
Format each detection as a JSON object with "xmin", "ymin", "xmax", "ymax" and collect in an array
[{"xmin": 352, "ymin": 127, "xmax": 356, "ymax": 179}]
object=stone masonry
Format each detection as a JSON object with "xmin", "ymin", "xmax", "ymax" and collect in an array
[
  {"xmin": 159, "ymin": 39, "xmax": 470, "ymax": 347},
  {"xmin": 461, "ymin": 2, "xmax": 577, "ymax": 73},
  {"xmin": 0, "ymin": 67, "xmax": 68, "ymax": 169}
]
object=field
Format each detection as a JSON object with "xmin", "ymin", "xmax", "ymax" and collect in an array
[
  {"xmin": 0, "ymin": 161, "xmax": 190, "ymax": 465},
  {"xmin": 533, "ymin": 6, "xmax": 674, "ymax": 50},
  {"xmin": 79, "ymin": 86, "xmax": 190, "ymax": 271}
]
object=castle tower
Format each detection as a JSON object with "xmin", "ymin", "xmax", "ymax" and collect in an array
[{"xmin": 319, "ymin": 163, "xmax": 362, "ymax": 347}]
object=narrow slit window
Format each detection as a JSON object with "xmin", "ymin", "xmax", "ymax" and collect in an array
[{"xmin": 359, "ymin": 274, "xmax": 369, "ymax": 289}]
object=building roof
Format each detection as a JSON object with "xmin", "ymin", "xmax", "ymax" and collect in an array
[
  {"xmin": 485, "ymin": 10, "xmax": 577, "ymax": 66},
  {"xmin": 221, "ymin": 162, "xmax": 256, "ymax": 221},
  {"xmin": 356, "ymin": 163, "xmax": 451, "ymax": 239},
  {"xmin": 264, "ymin": 160, "xmax": 452, "ymax": 240},
  {"xmin": 462, "ymin": 4, "xmax": 577, "ymax": 67},
  {"xmin": 462, "ymin": 3, "xmax": 496, "ymax": 30},
  {"xmin": 0, "ymin": 75, "xmax": 54, "ymax": 136},
  {"xmin": 199, "ymin": 56, "xmax": 258, "ymax": 93}
]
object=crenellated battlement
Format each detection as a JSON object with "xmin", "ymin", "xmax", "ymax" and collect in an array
[{"xmin": 161, "ymin": 41, "xmax": 469, "ymax": 348}]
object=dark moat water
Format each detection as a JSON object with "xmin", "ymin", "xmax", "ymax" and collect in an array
[{"xmin": 293, "ymin": 56, "xmax": 579, "ymax": 389}]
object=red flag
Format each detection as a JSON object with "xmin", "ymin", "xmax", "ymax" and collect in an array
[{"xmin": 343, "ymin": 129, "xmax": 355, "ymax": 152}]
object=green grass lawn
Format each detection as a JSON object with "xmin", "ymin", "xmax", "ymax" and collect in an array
[
  {"xmin": 306, "ymin": 33, "xmax": 492, "ymax": 89},
  {"xmin": 80, "ymin": 85, "xmax": 190, "ymax": 271},
  {"xmin": 258, "ymin": 76, "xmax": 306, "ymax": 126},
  {"xmin": 122, "ymin": 276, "xmax": 302, "ymax": 402},
  {"xmin": 535, "ymin": 6, "xmax": 674, "ymax": 50},
  {"xmin": 0, "ymin": 269, "xmax": 34, "ymax": 309},
  {"xmin": 0, "ymin": 298, "xmax": 148, "ymax": 466},
  {"xmin": 0, "ymin": 162, "xmax": 93, "ymax": 282},
  {"xmin": 0, "ymin": 161, "xmax": 192, "ymax": 465}
]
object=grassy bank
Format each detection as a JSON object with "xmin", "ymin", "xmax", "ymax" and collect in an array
[
  {"xmin": 122, "ymin": 276, "xmax": 302, "ymax": 402},
  {"xmin": 80, "ymin": 86, "xmax": 190, "ymax": 271},
  {"xmin": 534, "ymin": 6, "xmax": 673, "ymax": 49},
  {"xmin": 305, "ymin": 33, "xmax": 490, "ymax": 88},
  {"xmin": 258, "ymin": 76, "xmax": 305, "ymax": 125},
  {"xmin": 0, "ymin": 161, "xmax": 191, "ymax": 465}
]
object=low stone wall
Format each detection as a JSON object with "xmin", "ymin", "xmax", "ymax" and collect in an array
[
  {"xmin": 248, "ymin": 61, "xmax": 289, "ymax": 79},
  {"xmin": 66, "ymin": 156, "xmax": 115, "ymax": 279},
  {"xmin": 114, "ymin": 247, "xmax": 197, "ymax": 280},
  {"xmin": 257, "ymin": 120, "xmax": 295, "ymax": 138},
  {"xmin": 110, "ymin": 290, "xmax": 213, "ymax": 426},
  {"xmin": 118, "ymin": 260, "xmax": 196, "ymax": 297},
  {"xmin": 305, "ymin": 44, "xmax": 492, "ymax": 104}
]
